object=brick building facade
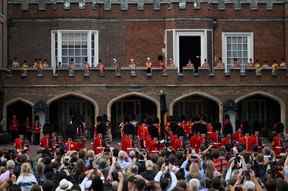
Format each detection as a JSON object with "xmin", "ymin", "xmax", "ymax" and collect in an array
[{"xmin": 1, "ymin": 0, "xmax": 288, "ymax": 138}]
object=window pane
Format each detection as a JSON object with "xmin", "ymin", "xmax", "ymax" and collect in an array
[
  {"xmin": 62, "ymin": 49, "xmax": 68, "ymax": 56},
  {"xmin": 60, "ymin": 31, "xmax": 94, "ymax": 67},
  {"xmin": 75, "ymin": 49, "xmax": 81, "ymax": 56}
]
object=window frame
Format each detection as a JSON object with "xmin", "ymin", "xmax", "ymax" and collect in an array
[
  {"xmin": 51, "ymin": 30, "xmax": 99, "ymax": 69},
  {"xmin": 222, "ymin": 32, "xmax": 254, "ymax": 72}
]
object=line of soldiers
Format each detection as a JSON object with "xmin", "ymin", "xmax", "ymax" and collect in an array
[{"xmin": 92, "ymin": 116, "xmax": 285, "ymax": 157}]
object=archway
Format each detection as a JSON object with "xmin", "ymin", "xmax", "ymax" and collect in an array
[
  {"xmin": 171, "ymin": 93, "xmax": 221, "ymax": 123},
  {"xmin": 109, "ymin": 93, "xmax": 159, "ymax": 138},
  {"xmin": 49, "ymin": 95, "xmax": 96, "ymax": 139},
  {"xmin": 236, "ymin": 93, "xmax": 282, "ymax": 137},
  {"xmin": 6, "ymin": 99, "xmax": 33, "ymax": 137}
]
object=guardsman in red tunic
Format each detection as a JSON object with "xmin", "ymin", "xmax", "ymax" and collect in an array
[
  {"xmin": 248, "ymin": 134, "xmax": 258, "ymax": 152},
  {"xmin": 220, "ymin": 134, "xmax": 231, "ymax": 147},
  {"xmin": 15, "ymin": 135, "xmax": 24, "ymax": 151},
  {"xmin": 170, "ymin": 134, "xmax": 182, "ymax": 151},
  {"xmin": 182, "ymin": 120, "xmax": 192, "ymax": 136},
  {"xmin": 137, "ymin": 123, "xmax": 149, "ymax": 147},
  {"xmin": 66, "ymin": 138, "xmax": 78, "ymax": 151},
  {"xmin": 190, "ymin": 133, "xmax": 204, "ymax": 153},
  {"xmin": 121, "ymin": 134, "xmax": 133, "ymax": 152},
  {"xmin": 40, "ymin": 135, "xmax": 49, "ymax": 149},
  {"xmin": 272, "ymin": 133, "xmax": 282, "ymax": 156},
  {"xmin": 232, "ymin": 128, "xmax": 243, "ymax": 143},
  {"xmin": 208, "ymin": 130, "xmax": 219, "ymax": 144},
  {"xmin": 239, "ymin": 133, "xmax": 254, "ymax": 152},
  {"xmin": 93, "ymin": 134, "xmax": 103, "ymax": 154},
  {"xmin": 10, "ymin": 115, "xmax": 18, "ymax": 141},
  {"xmin": 146, "ymin": 136, "xmax": 158, "ymax": 152}
]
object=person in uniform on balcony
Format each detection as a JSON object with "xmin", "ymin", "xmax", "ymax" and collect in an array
[{"xmin": 145, "ymin": 57, "xmax": 152, "ymax": 74}]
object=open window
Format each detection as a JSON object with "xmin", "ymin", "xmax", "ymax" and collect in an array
[{"xmin": 165, "ymin": 29, "xmax": 212, "ymax": 72}]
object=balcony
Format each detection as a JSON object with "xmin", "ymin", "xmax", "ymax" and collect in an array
[{"xmin": 1, "ymin": 67, "xmax": 287, "ymax": 87}]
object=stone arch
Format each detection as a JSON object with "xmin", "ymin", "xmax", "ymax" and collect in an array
[
  {"xmin": 3, "ymin": 97, "xmax": 34, "ymax": 131},
  {"xmin": 107, "ymin": 92, "xmax": 161, "ymax": 121},
  {"xmin": 47, "ymin": 92, "xmax": 99, "ymax": 136},
  {"xmin": 235, "ymin": 91, "xmax": 286, "ymax": 124},
  {"xmin": 169, "ymin": 91, "xmax": 223, "ymax": 122}
]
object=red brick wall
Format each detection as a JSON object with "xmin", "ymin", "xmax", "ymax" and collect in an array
[{"xmin": 7, "ymin": 3, "xmax": 286, "ymax": 67}]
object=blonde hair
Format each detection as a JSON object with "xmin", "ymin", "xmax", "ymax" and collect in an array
[
  {"xmin": 87, "ymin": 150, "xmax": 95, "ymax": 158},
  {"xmin": 20, "ymin": 162, "xmax": 33, "ymax": 176},
  {"xmin": 205, "ymin": 160, "xmax": 215, "ymax": 179},
  {"xmin": 189, "ymin": 162, "xmax": 200, "ymax": 179}
]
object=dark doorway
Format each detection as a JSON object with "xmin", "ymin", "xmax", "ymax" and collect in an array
[
  {"xmin": 237, "ymin": 95, "xmax": 281, "ymax": 137},
  {"xmin": 173, "ymin": 95, "xmax": 219, "ymax": 123},
  {"xmin": 179, "ymin": 36, "xmax": 201, "ymax": 72},
  {"xmin": 7, "ymin": 101, "xmax": 32, "ymax": 134},
  {"xmin": 49, "ymin": 95, "xmax": 95, "ymax": 138},
  {"xmin": 111, "ymin": 95, "xmax": 157, "ymax": 138}
]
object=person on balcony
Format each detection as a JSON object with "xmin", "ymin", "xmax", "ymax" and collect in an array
[
  {"xmin": 84, "ymin": 57, "xmax": 90, "ymax": 74},
  {"xmin": 12, "ymin": 57, "xmax": 20, "ymax": 68},
  {"xmin": 129, "ymin": 58, "xmax": 136, "ymax": 76},
  {"xmin": 158, "ymin": 55, "xmax": 167, "ymax": 74},
  {"xmin": 113, "ymin": 57, "xmax": 121, "ymax": 75},
  {"xmin": 98, "ymin": 59, "xmax": 105, "ymax": 75},
  {"xmin": 145, "ymin": 57, "xmax": 152, "ymax": 74}
]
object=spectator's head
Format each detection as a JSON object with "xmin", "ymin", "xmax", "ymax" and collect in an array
[
  {"xmin": 6, "ymin": 159, "xmax": 15, "ymax": 171},
  {"xmin": 31, "ymin": 185, "xmax": 42, "ymax": 191},
  {"xmin": 42, "ymin": 180, "xmax": 55, "ymax": 191},
  {"xmin": 91, "ymin": 176, "xmax": 104, "ymax": 191},
  {"xmin": 189, "ymin": 162, "xmax": 200, "ymax": 178},
  {"xmin": 188, "ymin": 178, "xmax": 200, "ymax": 191},
  {"xmin": 243, "ymin": 180, "xmax": 256, "ymax": 191},
  {"xmin": 20, "ymin": 162, "xmax": 32, "ymax": 176},
  {"xmin": 135, "ymin": 178, "xmax": 146, "ymax": 191},
  {"xmin": 145, "ymin": 160, "xmax": 154, "ymax": 171},
  {"xmin": 160, "ymin": 172, "xmax": 172, "ymax": 191}
]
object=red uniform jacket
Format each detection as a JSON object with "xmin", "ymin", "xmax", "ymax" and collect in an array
[
  {"xmin": 137, "ymin": 124, "xmax": 149, "ymax": 141},
  {"xmin": 272, "ymin": 134, "xmax": 282, "ymax": 156},
  {"xmin": 208, "ymin": 131, "xmax": 218, "ymax": 143},
  {"xmin": 220, "ymin": 136, "xmax": 231, "ymax": 146},
  {"xmin": 183, "ymin": 122, "xmax": 192, "ymax": 135},
  {"xmin": 40, "ymin": 136, "xmax": 49, "ymax": 149},
  {"xmin": 170, "ymin": 135, "xmax": 182, "ymax": 151},
  {"xmin": 232, "ymin": 131, "xmax": 242, "ymax": 143},
  {"xmin": 93, "ymin": 134, "xmax": 103, "ymax": 154},
  {"xmin": 145, "ymin": 136, "xmax": 158, "ymax": 152},
  {"xmin": 121, "ymin": 135, "xmax": 133, "ymax": 152},
  {"xmin": 190, "ymin": 135, "xmax": 204, "ymax": 152},
  {"xmin": 239, "ymin": 135, "xmax": 257, "ymax": 151},
  {"xmin": 66, "ymin": 140, "xmax": 79, "ymax": 151},
  {"xmin": 15, "ymin": 138, "xmax": 24, "ymax": 151}
]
